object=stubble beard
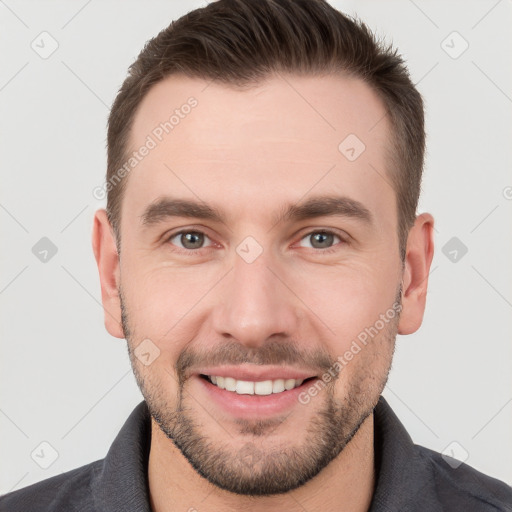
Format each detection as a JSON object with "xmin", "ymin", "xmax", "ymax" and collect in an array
[{"xmin": 120, "ymin": 286, "xmax": 400, "ymax": 496}]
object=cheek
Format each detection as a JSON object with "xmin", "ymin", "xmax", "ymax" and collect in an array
[
  {"xmin": 122, "ymin": 262, "xmax": 214, "ymax": 331},
  {"xmin": 133, "ymin": 357, "xmax": 183, "ymax": 413},
  {"xmin": 291, "ymin": 258, "xmax": 399, "ymax": 347}
]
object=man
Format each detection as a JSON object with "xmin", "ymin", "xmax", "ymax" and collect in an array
[{"xmin": 1, "ymin": 0, "xmax": 511, "ymax": 510}]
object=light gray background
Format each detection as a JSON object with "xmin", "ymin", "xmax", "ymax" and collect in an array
[{"xmin": 1, "ymin": 0, "xmax": 511, "ymax": 494}]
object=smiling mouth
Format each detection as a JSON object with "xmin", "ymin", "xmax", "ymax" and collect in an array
[{"xmin": 200, "ymin": 374, "xmax": 317, "ymax": 396}]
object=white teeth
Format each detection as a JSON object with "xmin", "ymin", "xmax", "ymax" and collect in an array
[
  {"xmin": 236, "ymin": 380, "xmax": 254, "ymax": 395},
  {"xmin": 254, "ymin": 380, "xmax": 273, "ymax": 395},
  {"xmin": 224, "ymin": 377, "xmax": 237, "ymax": 391},
  {"xmin": 272, "ymin": 379, "xmax": 285, "ymax": 393},
  {"xmin": 207, "ymin": 375, "xmax": 308, "ymax": 395},
  {"xmin": 284, "ymin": 379, "xmax": 296, "ymax": 390}
]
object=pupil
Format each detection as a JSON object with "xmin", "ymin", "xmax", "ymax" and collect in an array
[
  {"xmin": 182, "ymin": 232, "xmax": 203, "ymax": 249},
  {"xmin": 312, "ymin": 232, "xmax": 333, "ymax": 248}
]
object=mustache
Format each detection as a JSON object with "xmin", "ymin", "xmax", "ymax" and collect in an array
[{"xmin": 175, "ymin": 340, "xmax": 336, "ymax": 385}]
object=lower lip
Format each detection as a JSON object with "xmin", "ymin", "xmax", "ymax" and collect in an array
[{"xmin": 195, "ymin": 376, "xmax": 318, "ymax": 419}]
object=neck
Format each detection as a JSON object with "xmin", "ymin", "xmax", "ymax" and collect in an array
[{"xmin": 148, "ymin": 413, "xmax": 375, "ymax": 512}]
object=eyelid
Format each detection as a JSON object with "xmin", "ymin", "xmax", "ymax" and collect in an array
[
  {"xmin": 163, "ymin": 226, "xmax": 218, "ymax": 252},
  {"xmin": 163, "ymin": 226, "xmax": 350, "ymax": 253},
  {"xmin": 295, "ymin": 228, "xmax": 348, "ymax": 250},
  {"xmin": 295, "ymin": 224, "xmax": 349, "ymax": 240},
  {"xmin": 169, "ymin": 230, "xmax": 212, "ymax": 247}
]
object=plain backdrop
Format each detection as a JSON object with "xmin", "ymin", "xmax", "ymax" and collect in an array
[{"xmin": 1, "ymin": 0, "xmax": 511, "ymax": 494}]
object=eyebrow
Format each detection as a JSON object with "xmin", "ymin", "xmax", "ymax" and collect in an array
[
  {"xmin": 140, "ymin": 198, "xmax": 225, "ymax": 226},
  {"xmin": 274, "ymin": 195, "xmax": 373, "ymax": 226},
  {"xmin": 140, "ymin": 195, "xmax": 373, "ymax": 227}
]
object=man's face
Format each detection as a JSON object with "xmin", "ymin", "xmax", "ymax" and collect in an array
[{"xmin": 117, "ymin": 73, "xmax": 404, "ymax": 495}]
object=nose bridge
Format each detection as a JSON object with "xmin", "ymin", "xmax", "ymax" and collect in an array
[{"xmin": 212, "ymin": 248, "xmax": 298, "ymax": 346}]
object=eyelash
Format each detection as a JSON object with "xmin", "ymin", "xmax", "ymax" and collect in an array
[{"xmin": 164, "ymin": 228, "xmax": 348, "ymax": 255}]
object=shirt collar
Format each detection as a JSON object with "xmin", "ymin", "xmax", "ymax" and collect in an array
[
  {"xmin": 92, "ymin": 396, "xmax": 442, "ymax": 511},
  {"xmin": 369, "ymin": 395, "xmax": 443, "ymax": 511},
  {"xmin": 92, "ymin": 401, "xmax": 152, "ymax": 512}
]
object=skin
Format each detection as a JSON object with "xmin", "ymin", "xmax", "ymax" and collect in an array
[{"xmin": 92, "ymin": 73, "xmax": 434, "ymax": 512}]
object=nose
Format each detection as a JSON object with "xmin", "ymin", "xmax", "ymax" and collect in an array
[{"xmin": 211, "ymin": 249, "xmax": 300, "ymax": 348}]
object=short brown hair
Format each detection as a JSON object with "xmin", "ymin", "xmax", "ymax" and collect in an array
[{"xmin": 106, "ymin": 0, "xmax": 425, "ymax": 260}]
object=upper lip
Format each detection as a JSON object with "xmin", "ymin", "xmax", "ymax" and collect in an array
[{"xmin": 194, "ymin": 365, "xmax": 318, "ymax": 382}]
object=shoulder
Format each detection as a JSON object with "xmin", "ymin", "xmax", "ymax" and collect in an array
[
  {"xmin": 417, "ymin": 445, "xmax": 512, "ymax": 511},
  {"xmin": 0, "ymin": 459, "xmax": 103, "ymax": 512}
]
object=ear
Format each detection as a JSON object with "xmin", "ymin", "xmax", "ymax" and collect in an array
[
  {"xmin": 91, "ymin": 209, "xmax": 124, "ymax": 339},
  {"xmin": 398, "ymin": 212, "xmax": 435, "ymax": 335}
]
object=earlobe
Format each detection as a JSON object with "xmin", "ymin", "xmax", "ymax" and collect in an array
[
  {"xmin": 91, "ymin": 209, "xmax": 124, "ymax": 339},
  {"xmin": 397, "ymin": 213, "xmax": 435, "ymax": 335}
]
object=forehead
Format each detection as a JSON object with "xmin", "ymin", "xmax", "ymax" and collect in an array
[{"xmin": 122, "ymin": 73, "xmax": 395, "ymax": 231}]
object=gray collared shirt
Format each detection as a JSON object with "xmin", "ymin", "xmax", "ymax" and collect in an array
[{"xmin": 1, "ymin": 396, "xmax": 511, "ymax": 511}]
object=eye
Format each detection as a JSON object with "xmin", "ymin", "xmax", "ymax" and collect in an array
[
  {"xmin": 167, "ymin": 230, "xmax": 213, "ymax": 250},
  {"xmin": 298, "ymin": 230, "xmax": 343, "ymax": 250}
]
